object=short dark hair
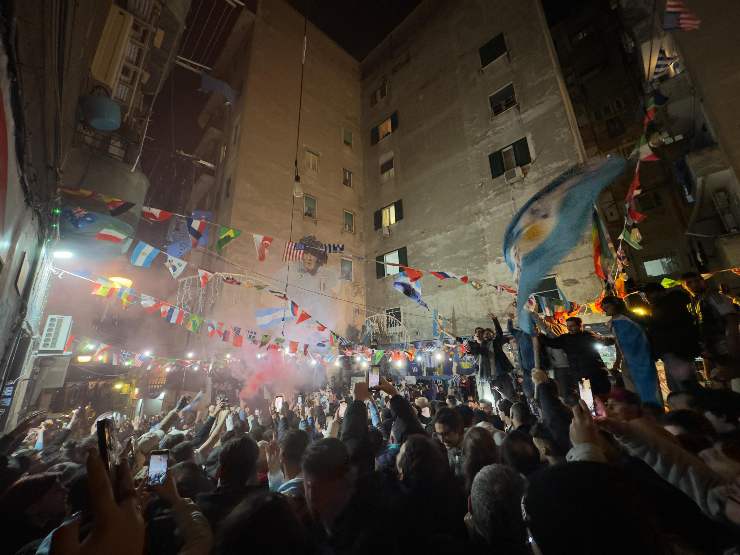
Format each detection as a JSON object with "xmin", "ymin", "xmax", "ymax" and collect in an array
[
  {"xmin": 170, "ymin": 440, "xmax": 195, "ymax": 464},
  {"xmin": 302, "ymin": 438, "xmax": 350, "ymax": 480},
  {"xmin": 501, "ymin": 429, "xmax": 541, "ymax": 477},
  {"xmin": 434, "ymin": 407, "xmax": 463, "ymax": 432},
  {"xmin": 397, "ymin": 435, "xmax": 449, "ymax": 490},
  {"xmin": 496, "ymin": 398, "xmax": 513, "ymax": 418},
  {"xmin": 455, "ymin": 405, "xmax": 474, "ymax": 428},
  {"xmin": 219, "ymin": 436, "xmax": 259, "ymax": 486},
  {"xmin": 565, "ymin": 316, "xmax": 582, "ymax": 326},
  {"xmin": 279, "ymin": 429, "xmax": 310, "ymax": 466},
  {"xmin": 600, "ymin": 295, "xmax": 624, "ymax": 309}
]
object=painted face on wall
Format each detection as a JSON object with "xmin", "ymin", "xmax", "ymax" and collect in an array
[{"xmin": 302, "ymin": 252, "xmax": 319, "ymax": 275}]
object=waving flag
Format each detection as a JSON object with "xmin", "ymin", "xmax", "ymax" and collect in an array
[
  {"xmin": 96, "ymin": 228, "xmax": 128, "ymax": 243},
  {"xmin": 393, "ymin": 271, "xmax": 429, "ymax": 310},
  {"xmin": 101, "ymin": 196, "xmax": 135, "ymax": 216},
  {"xmin": 290, "ymin": 301, "xmax": 300, "ymax": 318},
  {"xmin": 663, "ymin": 0, "xmax": 701, "ymax": 31},
  {"xmin": 283, "ymin": 241, "xmax": 304, "ymax": 262},
  {"xmin": 430, "ymin": 271, "xmax": 453, "ymax": 280},
  {"xmin": 652, "ymin": 49, "xmax": 678, "ymax": 79},
  {"xmin": 232, "ymin": 327, "xmax": 244, "ymax": 347},
  {"xmin": 253, "ymin": 234, "xmax": 273, "ymax": 261},
  {"xmin": 140, "ymin": 294, "xmax": 164, "ymax": 313},
  {"xmin": 297, "ymin": 310, "xmax": 311, "ymax": 325},
  {"xmin": 216, "ymin": 226, "xmax": 241, "ymax": 253},
  {"xmin": 198, "ymin": 269, "xmax": 214, "ymax": 288},
  {"xmin": 142, "ymin": 207, "xmax": 173, "ymax": 222},
  {"xmin": 503, "ymin": 157, "xmax": 626, "ymax": 332},
  {"xmin": 207, "ymin": 321, "xmax": 224, "ymax": 338},
  {"xmin": 130, "ymin": 241, "xmax": 159, "ymax": 267},
  {"xmin": 185, "ymin": 314, "xmax": 204, "ymax": 333},
  {"xmin": 164, "ymin": 255, "xmax": 187, "ymax": 279},
  {"xmin": 256, "ymin": 307, "xmax": 293, "ymax": 329},
  {"xmin": 91, "ymin": 279, "xmax": 114, "ymax": 297},
  {"xmin": 401, "ymin": 266, "xmax": 423, "ymax": 282},
  {"xmin": 164, "ymin": 306, "xmax": 186, "ymax": 325},
  {"xmin": 187, "ymin": 218, "xmax": 208, "ymax": 248}
]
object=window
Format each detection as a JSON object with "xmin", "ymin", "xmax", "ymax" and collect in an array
[
  {"xmin": 340, "ymin": 258, "xmax": 353, "ymax": 281},
  {"xmin": 643, "ymin": 256, "xmax": 680, "ymax": 277},
  {"xmin": 489, "ymin": 137, "xmax": 532, "ymax": 178},
  {"xmin": 489, "ymin": 83, "xmax": 517, "ymax": 116},
  {"xmin": 370, "ymin": 81, "xmax": 389, "ymax": 107},
  {"xmin": 373, "ymin": 200, "xmax": 404, "ymax": 230},
  {"xmin": 343, "ymin": 128, "xmax": 353, "ymax": 147},
  {"xmin": 380, "ymin": 152, "xmax": 395, "ymax": 181},
  {"xmin": 304, "ymin": 195, "xmax": 317, "ymax": 219},
  {"xmin": 305, "ymin": 150, "xmax": 320, "ymax": 173},
  {"xmin": 386, "ymin": 307, "xmax": 402, "ymax": 324},
  {"xmin": 606, "ymin": 117, "xmax": 625, "ymax": 138},
  {"xmin": 479, "ymin": 33, "xmax": 507, "ymax": 67},
  {"xmin": 375, "ymin": 247, "xmax": 408, "ymax": 278},
  {"xmin": 371, "ymin": 112, "xmax": 399, "ymax": 145},
  {"xmin": 343, "ymin": 210, "xmax": 355, "ymax": 233},
  {"xmin": 342, "ymin": 168, "xmax": 353, "ymax": 187}
]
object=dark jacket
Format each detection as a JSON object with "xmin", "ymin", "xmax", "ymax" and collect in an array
[
  {"xmin": 195, "ymin": 483, "xmax": 266, "ymax": 532},
  {"xmin": 468, "ymin": 323, "xmax": 513, "ymax": 380},
  {"xmin": 389, "ymin": 395, "xmax": 426, "ymax": 444},
  {"xmin": 535, "ymin": 380, "xmax": 572, "ymax": 455},
  {"xmin": 645, "ymin": 289, "xmax": 700, "ymax": 360},
  {"xmin": 540, "ymin": 331, "xmax": 611, "ymax": 379}
]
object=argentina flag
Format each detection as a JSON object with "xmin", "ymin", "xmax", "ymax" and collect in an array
[{"xmin": 503, "ymin": 157, "xmax": 626, "ymax": 333}]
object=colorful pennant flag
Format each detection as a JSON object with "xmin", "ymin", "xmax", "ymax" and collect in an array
[
  {"xmin": 207, "ymin": 321, "xmax": 224, "ymax": 338},
  {"xmin": 232, "ymin": 327, "xmax": 244, "ymax": 347},
  {"xmin": 216, "ymin": 226, "xmax": 241, "ymax": 253},
  {"xmin": 221, "ymin": 328, "xmax": 232, "ymax": 342},
  {"xmin": 140, "ymin": 294, "xmax": 164, "ymax": 313},
  {"xmin": 632, "ymin": 135, "xmax": 658, "ymax": 162},
  {"xmin": 297, "ymin": 310, "xmax": 311, "ymax": 325},
  {"xmin": 400, "ymin": 266, "xmax": 423, "ymax": 282},
  {"xmin": 652, "ymin": 48, "xmax": 678, "ymax": 79},
  {"xmin": 316, "ymin": 322, "xmax": 327, "ymax": 332},
  {"xmin": 91, "ymin": 279, "xmax": 114, "ymax": 297},
  {"xmin": 372, "ymin": 350, "xmax": 385, "ymax": 365},
  {"xmin": 663, "ymin": 0, "xmax": 701, "ymax": 31},
  {"xmin": 592, "ymin": 210, "xmax": 606, "ymax": 281},
  {"xmin": 283, "ymin": 241, "xmax": 304, "ymax": 262},
  {"xmin": 259, "ymin": 334, "xmax": 271, "ymax": 348},
  {"xmin": 142, "ymin": 207, "xmax": 173, "ymax": 222},
  {"xmin": 430, "ymin": 271, "xmax": 453, "ymax": 280},
  {"xmin": 185, "ymin": 314, "xmax": 204, "ymax": 333},
  {"xmin": 117, "ymin": 287, "xmax": 134, "ymax": 308},
  {"xmin": 393, "ymin": 271, "xmax": 429, "ymax": 310},
  {"xmin": 253, "ymin": 234, "xmax": 273, "ymax": 261},
  {"xmin": 187, "ymin": 218, "xmax": 208, "ymax": 248},
  {"xmin": 59, "ymin": 187, "xmax": 95, "ymax": 198},
  {"xmin": 198, "ymin": 269, "xmax": 214, "ymax": 288},
  {"xmin": 290, "ymin": 301, "xmax": 300, "ymax": 318},
  {"xmin": 164, "ymin": 306, "xmax": 186, "ymax": 325},
  {"xmin": 101, "ymin": 196, "xmax": 135, "ymax": 216},
  {"xmin": 289, "ymin": 341, "xmax": 299, "ymax": 354},
  {"xmin": 222, "ymin": 276, "xmax": 242, "ymax": 286},
  {"xmin": 164, "ymin": 255, "xmax": 187, "ymax": 279},
  {"xmin": 130, "ymin": 241, "xmax": 159, "ymax": 268},
  {"xmin": 95, "ymin": 228, "xmax": 128, "ymax": 243}
]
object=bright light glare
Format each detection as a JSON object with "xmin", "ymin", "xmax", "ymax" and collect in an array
[
  {"xmin": 113, "ymin": 382, "xmax": 123, "ymax": 390},
  {"xmin": 108, "ymin": 276, "xmax": 133, "ymax": 288},
  {"xmin": 415, "ymin": 356, "xmax": 423, "ymax": 362},
  {"xmin": 143, "ymin": 350, "xmax": 152, "ymax": 357},
  {"xmin": 186, "ymin": 352, "xmax": 194, "ymax": 359},
  {"xmin": 354, "ymin": 355, "xmax": 362, "ymax": 362},
  {"xmin": 226, "ymin": 354, "xmax": 231, "ymax": 359},
  {"xmin": 76, "ymin": 355, "xmax": 91, "ymax": 363},
  {"xmin": 434, "ymin": 352, "xmax": 444, "ymax": 361},
  {"xmin": 631, "ymin": 307, "xmax": 649, "ymax": 316},
  {"xmin": 310, "ymin": 359, "xmax": 318, "ymax": 366},
  {"xmin": 394, "ymin": 359, "xmax": 405, "ymax": 368},
  {"xmin": 334, "ymin": 359, "xmax": 341, "ymax": 367},
  {"xmin": 165, "ymin": 366, "xmax": 172, "ymax": 372},
  {"xmin": 361, "ymin": 361, "xmax": 369, "ymax": 369},
  {"xmin": 193, "ymin": 365, "xmax": 200, "ymax": 371},
  {"xmin": 52, "ymin": 250, "xmax": 74, "ymax": 259}
]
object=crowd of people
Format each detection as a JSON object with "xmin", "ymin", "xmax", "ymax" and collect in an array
[{"xmin": 1, "ymin": 273, "xmax": 740, "ymax": 554}]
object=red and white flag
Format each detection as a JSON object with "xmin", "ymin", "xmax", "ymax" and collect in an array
[
  {"xmin": 283, "ymin": 241, "xmax": 304, "ymax": 262},
  {"xmin": 198, "ymin": 269, "xmax": 214, "ymax": 288},
  {"xmin": 96, "ymin": 228, "xmax": 127, "ymax": 243},
  {"xmin": 253, "ymin": 234, "xmax": 273, "ymax": 261},
  {"xmin": 142, "ymin": 206, "xmax": 173, "ymax": 222}
]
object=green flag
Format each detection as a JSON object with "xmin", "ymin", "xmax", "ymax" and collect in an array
[
  {"xmin": 185, "ymin": 313, "xmax": 204, "ymax": 333},
  {"xmin": 216, "ymin": 226, "xmax": 241, "ymax": 253},
  {"xmin": 372, "ymin": 350, "xmax": 385, "ymax": 365},
  {"xmin": 259, "ymin": 334, "xmax": 271, "ymax": 348}
]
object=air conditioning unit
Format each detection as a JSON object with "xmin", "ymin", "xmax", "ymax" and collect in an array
[
  {"xmin": 382, "ymin": 226, "xmax": 391, "ymax": 237},
  {"xmin": 39, "ymin": 315, "xmax": 73, "ymax": 353},
  {"xmin": 504, "ymin": 166, "xmax": 524, "ymax": 183},
  {"xmin": 90, "ymin": 6, "xmax": 135, "ymax": 92}
]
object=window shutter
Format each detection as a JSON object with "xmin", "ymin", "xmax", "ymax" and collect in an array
[
  {"xmin": 373, "ymin": 209, "xmax": 382, "ymax": 230},
  {"xmin": 398, "ymin": 246, "xmax": 408, "ymax": 267},
  {"xmin": 489, "ymin": 151, "xmax": 505, "ymax": 178},
  {"xmin": 513, "ymin": 137, "xmax": 531, "ymax": 166},
  {"xmin": 375, "ymin": 256, "xmax": 385, "ymax": 279},
  {"xmin": 390, "ymin": 111, "xmax": 399, "ymax": 131},
  {"xmin": 394, "ymin": 200, "xmax": 404, "ymax": 222},
  {"xmin": 370, "ymin": 126, "xmax": 379, "ymax": 145}
]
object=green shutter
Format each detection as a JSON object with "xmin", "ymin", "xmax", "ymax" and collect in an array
[
  {"xmin": 398, "ymin": 246, "xmax": 408, "ymax": 267},
  {"xmin": 371, "ymin": 126, "xmax": 379, "ymax": 145},
  {"xmin": 513, "ymin": 137, "xmax": 531, "ymax": 166},
  {"xmin": 394, "ymin": 200, "xmax": 403, "ymax": 222},
  {"xmin": 373, "ymin": 209, "xmax": 382, "ymax": 230},
  {"xmin": 489, "ymin": 151, "xmax": 505, "ymax": 178},
  {"xmin": 375, "ymin": 255, "xmax": 385, "ymax": 279}
]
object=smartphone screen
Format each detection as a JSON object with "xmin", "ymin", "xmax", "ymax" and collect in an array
[
  {"xmin": 147, "ymin": 450, "xmax": 168, "ymax": 487},
  {"xmin": 578, "ymin": 379, "xmax": 595, "ymax": 415},
  {"xmin": 297, "ymin": 395, "xmax": 303, "ymax": 406},
  {"xmin": 274, "ymin": 395, "xmax": 284, "ymax": 413},
  {"xmin": 338, "ymin": 401, "xmax": 348, "ymax": 418},
  {"xmin": 96, "ymin": 419, "xmax": 117, "ymax": 477},
  {"xmin": 368, "ymin": 366, "xmax": 380, "ymax": 388},
  {"xmin": 225, "ymin": 413, "xmax": 235, "ymax": 431}
]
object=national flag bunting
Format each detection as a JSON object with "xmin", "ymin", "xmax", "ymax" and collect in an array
[
  {"xmin": 185, "ymin": 314, "xmax": 204, "ymax": 333},
  {"xmin": 222, "ymin": 276, "xmax": 242, "ymax": 286},
  {"xmin": 400, "ymin": 266, "xmax": 423, "ymax": 282},
  {"xmin": 289, "ymin": 341, "xmax": 299, "ymax": 354},
  {"xmin": 253, "ymin": 234, "xmax": 273, "ymax": 261},
  {"xmin": 652, "ymin": 49, "xmax": 678, "ymax": 80},
  {"xmin": 59, "ymin": 187, "xmax": 95, "ymax": 198},
  {"xmin": 620, "ymin": 228, "xmax": 643, "ymax": 250},
  {"xmin": 393, "ymin": 271, "xmax": 429, "ymax": 310},
  {"xmin": 430, "ymin": 271, "xmax": 453, "ymax": 280},
  {"xmin": 142, "ymin": 207, "xmax": 173, "ymax": 222},
  {"xmin": 283, "ymin": 241, "xmax": 304, "ymax": 262},
  {"xmin": 130, "ymin": 241, "xmax": 159, "ymax": 268},
  {"xmin": 92, "ymin": 279, "xmax": 114, "ymax": 297},
  {"xmin": 216, "ymin": 226, "xmax": 241, "ymax": 253},
  {"xmin": 633, "ymin": 135, "xmax": 659, "ymax": 162},
  {"xmin": 232, "ymin": 327, "xmax": 244, "ymax": 347},
  {"xmin": 187, "ymin": 218, "xmax": 208, "ymax": 248},
  {"xmin": 663, "ymin": 0, "xmax": 701, "ymax": 31},
  {"xmin": 164, "ymin": 255, "xmax": 187, "ymax": 279},
  {"xmin": 296, "ymin": 310, "xmax": 311, "ymax": 325},
  {"xmin": 592, "ymin": 210, "xmax": 606, "ymax": 281},
  {"xmin": 102, "ymin": 196, "xmax": 135, "ymax": 216},
  {"xmin": 316, "ymin": 322, "xmax": 327, "ymax": 332},
  {"xmin": 259, "ymin": 334, "xmax": 271, "ymax": 348},
  {"xmin": 96, "ymin": 228, "xmax": 128, "ymax": 243},
  {"xmin": 290, "ymin": 301, "xmax": 300, "ymax": 318},
  {"xmin": 117, "ymin": 287, "xmax": 134, "ymax": 308},
  {"xmin": 198, "ymin": 269, "xmax": 214, "ymax": 288},
  {"xmin": 165, "ymin": 306, "xmax": 186, "ymax": 325},
  {"xmin": 140, "ymin": 294, "xmax": 164, "ymax": 313}
]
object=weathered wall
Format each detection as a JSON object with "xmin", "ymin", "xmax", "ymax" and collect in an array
[{"xmin": 360, "ymin": 0, "xmax": 600, "ymax": 339}]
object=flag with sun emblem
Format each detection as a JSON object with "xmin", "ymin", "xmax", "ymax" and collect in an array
[{"xmin": 503, "ymin": 157, "xmax": 626, "ymax": 332}]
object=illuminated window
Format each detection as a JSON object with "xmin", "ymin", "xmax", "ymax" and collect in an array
[
  {"xmin": 374, "ymin": 200, "xmax": 403, "ymax": 230},
  {"xmin": 340, "ymin": 258, "xmax": 353, "ymax": 281},
  {"xmin": 376, "ymin": 247, "xmax": 407, "ymax": 278},
  {"xmin": 371, "ymin": 112, "xmax": 399, "ymax": 145}
]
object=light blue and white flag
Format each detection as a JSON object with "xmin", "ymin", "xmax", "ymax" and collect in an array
[
  {"xmin": 256, "ymin": 306, "xmax": 294, "ymax": 329},
  {"xmin": 393, "ymin": 270, "xmax": 429, "ymax": 310},
  {"xmin": 503, "ymin": 157, "xmax": 626, "ymax": 332},
  {"xmin": 130, "ymin": 241, "xmax": 159, "ymax": 268}
]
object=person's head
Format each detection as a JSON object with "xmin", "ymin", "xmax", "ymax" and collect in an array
[
  {"xmin": 473, "ymin": 327, "xmax": 484, "ymax": 341},
  {"xmin": 524, "ymin": 462, "xmax": 670, "ymax": 554},
  {"xmin": 681, "ymin": 271, "xmax": 706, "ymax": 296},
  {"xmin": 434, "ymin": 407, "xmax": 464, "ymax": 449},
  {"xmin": 483, "ymin": 328, "xmax": 494, "ymax": 341},
  {"xmin": 279, "ymin": 429, "xmax": 310, "ymax": 479},
  {"xmin": 530, "ymin": 422, "xmax": 566, "ymax": 463},
  {"xmin": 302, "ymin": 438, "xmax": 355, "ymax": 528},
  {"xmin": 479, "ymin": 399, "xmax": 493, "ymax": 416},
  {"xmin": 215, "ymin": 492, "xmax": 307, "ymax": 555},
  {"xmin": 396, "ymin": 434, "xmax": 449, "ymax": 489},
  {"xmin": 666, "ymin": 391, "xmax": 696, "ymax": 411},
  {"xmin": 170, "ymin": 461, "xmax": 215, "ymax": 499},
  {"xmin": 455, "ymin": 404, "xmax": 474, "ymax": 428},
  {"xmin": 298, "ymin": 236, "xmax": 328, "ymax": 276},
  {"xmin": 695, "ymin": 389, "xmax": 740, "ymax": 434},
  {"xmin": 497, "ymin": 399, "xmax": 513, "ymax": 426},
  {"xmin": 462, "ymin": 427, "xmax": 499, "ymax": 493},
  {"xmin": 170, "ymin": 440, "xmax": 195, "ymax": 464},
  {"xmin": 661, "ymin": 409, "xmax": 716, "ymax": 439},
  {"xmin": 600, "ymin": 295, "xmax": 626, "ymax": 317},
  {"xmin": 565, "ymin": 317, "xmax": 583, "ymax": 334},
  {"xmin": 510, "ymin": 402, "xmax": 532, "ymax": 430},
  {"xmin": 218, "ymin": 436, "xmax": 259, "ymax": 488},
  {"xmin": 469, "ymin": 464, "xmax": 527, "ymax": 551},
  {"xmin": 446, "ymin": 395, "xmax": 458, "ymax": 408},
  {"xmin": 501, "ymin": 430, "xmax": 541, "ymax": 477},
  {"xmin": 0, "ymin": 473, "xmax": 67, "ymax": 526},
  {"xmin": 605, "ymin": 388, "xmax": 642, "ymax": 421}
]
